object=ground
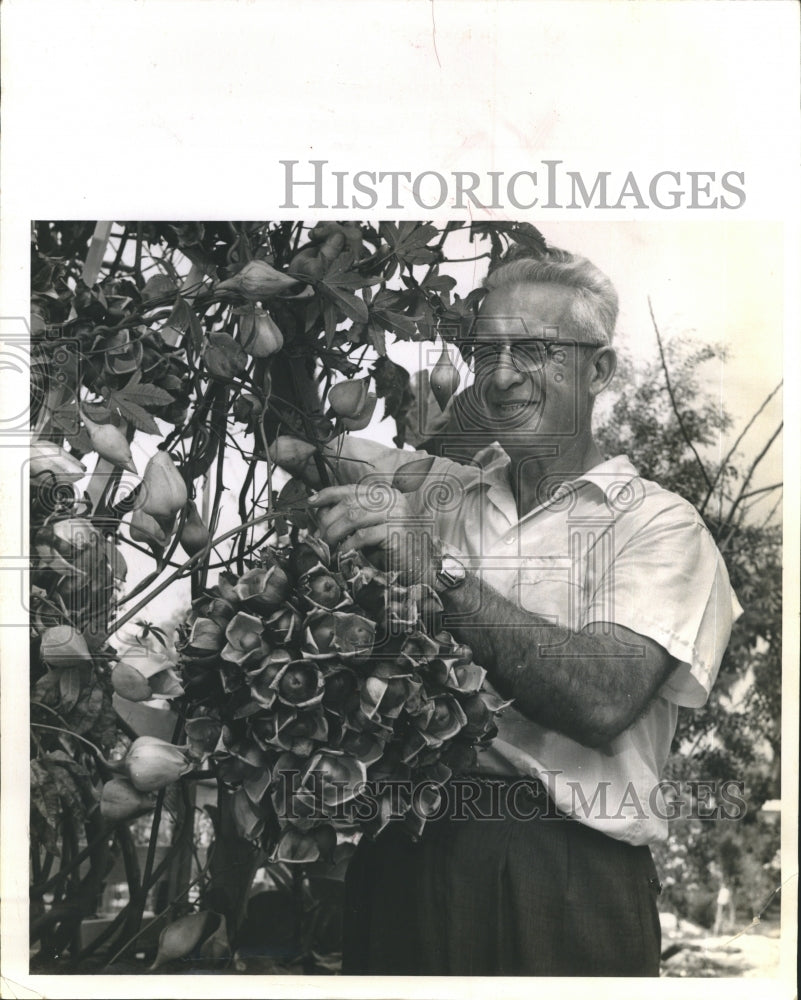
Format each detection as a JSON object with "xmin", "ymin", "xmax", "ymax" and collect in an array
[{"xmin": 660, "ymin": 914, "xmax": 783, "ymax": 978}]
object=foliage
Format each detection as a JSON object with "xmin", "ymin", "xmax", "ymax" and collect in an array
[
  {"xmin": 595, "ymin": 336, "xmax": 782, "ymax": 925},
  {"xmin": 27, "ymin": 219, "xmax": 542, "ymax": 970}
]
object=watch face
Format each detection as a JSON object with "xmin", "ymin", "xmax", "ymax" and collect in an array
[{"xmin": 438, "ymin": 555, "xmax": 466, "ymax": 588}]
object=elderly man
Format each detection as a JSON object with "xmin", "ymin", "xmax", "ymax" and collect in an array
[{"xmin": 273, "ymin": 247, "xmax": 740, "ymax": 976}]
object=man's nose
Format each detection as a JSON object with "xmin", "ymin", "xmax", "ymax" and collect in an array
[{"xmin": 490, "ymin": 353, "xmax": 525, "ymax": 390}]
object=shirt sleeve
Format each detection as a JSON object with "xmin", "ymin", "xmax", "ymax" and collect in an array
[{"xmin": 582, "ymin": 502, "xmax": 743, "ymax": 708}]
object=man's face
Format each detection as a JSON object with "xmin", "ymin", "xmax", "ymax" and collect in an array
[{"xmin": 470, "ymin": 282, "xmax": 599, "ymax": 448}]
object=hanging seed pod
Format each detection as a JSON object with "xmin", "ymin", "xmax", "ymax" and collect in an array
[
  {"xmin": 100, "ymin": 776, "xmax": 156, "ymax": 822},
  {"xmin": 328, "ymin": 377, "xmax": 371, "ymax": 419},
  {"xmin": 130, "ymin": 508, "xmax": 171, "ymax": 547},
  {"xmin": 204, "ymin": 332, "xmax": 248, "ymax": 382},
  {"xmin": 179, "ymin": 501, "xmax": 210, "ymax": 556},
  {"xmin": 111, "ymin": 660, "xmax": 153, "ymax": 702},
  {"xmin": 216, "ymin": 259, "xmax": 299, "ymax": 301},
  {"xmin": 29, "ymin": 441, "xmax": 86, "ymax": 485},
  {"xmin": 240, "ymin": 309, "xmax": 284, "ymax": 358},
  {"xmin": 123, "ymin": 736, "xmax": 193, "ymax": 792},
  {"xmin": 342, "ymin": 393, "xmax": 377, "ymax": 431},
  {"xmin": 40, "ymin": 625, "xmax": 92, "ymax": 668},
  {"xmin": 141, "ymin": 450, "xmax": 188, "ymax": 519},
  {"xmin": 150, "ymin": 911, "xmax": 221, "ymax": 970},
  {"xmin": 81, "ymin": 413, "xmax": 137, "ymax": 473},
  {"xmin": 429, "ymin": 343, "xmax": 460, "ymax": 410}
]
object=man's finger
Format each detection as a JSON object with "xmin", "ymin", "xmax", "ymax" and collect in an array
[
  {"xmin": 307, "ymin": 485, "xmax": 356, "ymax": 508},
  {"xmin": 318, "ymin": 503, "xmax": 385, "ymax": 547}
]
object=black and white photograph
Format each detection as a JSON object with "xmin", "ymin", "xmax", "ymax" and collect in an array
[{"xmin": 1, "ymin": 4, "xmax": 798, "ymax": 999}]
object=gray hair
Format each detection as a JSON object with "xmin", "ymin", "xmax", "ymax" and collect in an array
[{"xmin": 483, "ymin": 247, "xmax": 619, "ymax": 345}]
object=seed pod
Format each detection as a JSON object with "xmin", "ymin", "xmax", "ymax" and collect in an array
[
  {"xmin": 40, "ymin": 625, "xmax": 92, "ymax": 668},
  {"xmin": 308, "ymin": 222, "xmax": 344, "ymax": 244},
  {"xmin": 111, "ymin": 661, "xmax": 153, "ymax": 701},
  {"xmin": 328, "ymin": 377, "xmax": 371, "ymax": 419},
  {"xmin": 130, "ymin": 507, "xmax": 170, "ymax": 547},
  {"xmin": 342, "ymin": 393, "xmax": 377, "ymax": 431},
  {"xmin": 319, "ymin": 231, "xmax": 346, "ymax": 262},
  {"xmin": 81, "ymin": 414, "xmax": 137, "ymax": 473},
  {"xmin": 100, "ymin": 776, "xmax": 156, "ymax": 822},
  {"xmin": 179, "ymin": 501, "xmax": 210, "ymax": 556},
  {"xmin": 287, "ymin": 246, "xmax": 325, "ymax": 282},
  {"xmin": 204, "ymin": 332, "xmax": 248, "ymax": 382},
  {"xmin": 429, "ymin": 343, "xmax": 460, "ymax": 411},
  {"xmin": 123, "ymin": 736, "xmax": 193, "ymax": 792},
  {"xmin": 141, "ymin": 450, "xmax": 188, "ymax": 519},
  {"xmin": 267, "ymin": 436, "xmax": 318, "ymax": 477},
  {"xmin": 150, "ymin": 911, "xmax": 218, "ymax": 970},
  {"xmin": 30, "ymin": 441, "xmax": 86, "ymax": 485},
  {"xmin": 240, "ymin": 309, "xmax": 284, "ymax": 358},
  {"xmin": 216, "ymin": 259, "xmax": 299, "ymax": 301},
  {"xmin": 232, "ymin": 393, "xmax": 260, "ymax": 425}
]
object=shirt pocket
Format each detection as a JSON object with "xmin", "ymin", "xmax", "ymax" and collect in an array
[{"xmin": 514, "ymin": 557, "xmax": 584, "ymax": 628}]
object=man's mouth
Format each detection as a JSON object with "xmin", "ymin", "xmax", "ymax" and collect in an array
[{"xmin": 493, "ymin": 400, "xmax": 537, "ymax": 413}]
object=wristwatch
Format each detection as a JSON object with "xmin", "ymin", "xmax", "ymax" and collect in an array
[{"xmin": 434, "ymin": 553, "xmax": 467, "ymax": 593}]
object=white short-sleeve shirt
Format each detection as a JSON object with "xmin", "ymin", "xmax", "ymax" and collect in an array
[{"xmin": 328, "ymin": 437, "xmax": 742, "ymax": 845}]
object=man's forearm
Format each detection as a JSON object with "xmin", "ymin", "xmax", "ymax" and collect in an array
[{"xmin": 438, "ymin": 572, "xmax": 675, "ymax": 748}]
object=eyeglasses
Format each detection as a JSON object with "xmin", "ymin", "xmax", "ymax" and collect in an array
[{"xmin": 464, "ymin": 338, "xmax": 603, "ymax": 374}]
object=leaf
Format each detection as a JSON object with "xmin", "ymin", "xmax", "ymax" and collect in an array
[
  {"xmin": 142, "ymin": 274, "xmax": 177, "ymax": 303},
  {"xmin": 322, "ymin": 251, "xmax": 382, "ymax": 290},
  {"xmin": 379, "ymin": 222, "xmax": 439, "ymax": 265},
  {"xmin": 31, "ymin": 760, "xmax": 61, "ymax": 824},
  {"xmin": 30, "ymin": 761, "xmax": 62, "ymax": 855},
  {"xmin": 47, "ymin": 759, "xmax": 87, "ymax": 823},
  {"xmin": 59, "ymin": 667, "xmax": 82, "ymax": 713},
  {"xmin": 367, "ymin": 322, "xmax": 387, "ymax": 357},
  {"xmin": 64, "ymin": 683, "xmax": 104, "ymax": 735},
  {"xmin": 276, "ymin": 477, "xmax": 314, "ymax": 528},
  {"xmin": 187, "ymin": 306, "xmax": 205, "ymax": 353},
  {"xmin": 319, "ymin": 283, "xmax": 368, "ymax": 324},
  {"xmin": 321, "ymin": 300, "xmax": 338, "ymax": 348},
  {"xmin": 372, "ymin": 308, "xmax": 421, "ymax": 340},
  {"xmin": 371, "ymin": 357, "xmax": 413, "ymax": 429},
  {"xmin": 120, "ymin": 380, "xmax": 175, "ymax": 407},
  {"xmin": 112, "ymin": 395, "xmax": 162, "ymax": 435}
]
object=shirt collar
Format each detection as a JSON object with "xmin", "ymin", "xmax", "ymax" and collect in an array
[{"xmin": 472, "ymin": 444, "xmax": 640, "ymax": 506}]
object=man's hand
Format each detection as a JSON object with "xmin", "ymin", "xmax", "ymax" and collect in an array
[{"xmin": 308, "ymin": 483, "xmax": 441, "ymax": 586}]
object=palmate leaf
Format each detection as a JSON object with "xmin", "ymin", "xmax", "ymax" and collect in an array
[
  {"xmin": 379, "ymin": 222, "xmax": 439, "ymax": 265},
  {"xmin": 318, "ymin": 283, "xmax": 368, "ymax": 324},
  {"xmin": 108, "ymin": 371, "xmax": 175, "ymax": 435},
  {"xmin": 111, "ymin": 395, "xmax": 162, "ymax": 435},
  {"xmin": 321, "ymin": 251, "xmax": 381, "ymax": 291}
]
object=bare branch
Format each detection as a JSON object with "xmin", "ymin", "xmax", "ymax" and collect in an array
[
  {"xmin": 718, "ymin": 422, "xmax": 783, "ymax": 544},
  {"xmin": 648, "ymin": 298, "xmax": 714, "ymax": 495},
  {"xmin": 700, "ymin": 379, "xmax": 783, "ymax": 515}
]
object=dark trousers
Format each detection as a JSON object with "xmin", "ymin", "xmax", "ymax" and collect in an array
[{"xmin": 343, "ymin": 780, "xmax": 662, "ymax": 976}]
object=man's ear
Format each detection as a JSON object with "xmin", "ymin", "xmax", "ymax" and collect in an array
[{"xmin": 587, "ymin": 346, "xmax": 617, "ymax": 398}]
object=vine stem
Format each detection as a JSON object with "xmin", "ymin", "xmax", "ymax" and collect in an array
[
  {"xmin": 106, "ymin": 506, "xmax": 304, "ymax": 637},
  {"xmin": 30, "ymin": 723, "xmax": 107, "ymax": 762}
]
